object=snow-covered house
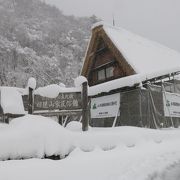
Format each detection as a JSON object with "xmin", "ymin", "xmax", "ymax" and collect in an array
[
  {"xmin": 82, "ymin": 22, "xmax": 180, "ymax": 87},
  {"xmin": 82, "ymin": 22, "xmax": 180, "ymax": 128}
]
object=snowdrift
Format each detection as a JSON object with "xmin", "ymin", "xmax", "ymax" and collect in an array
[
  {"xmin": 0, "ymin": 115, "xmax": 72, "ymax": 160},
  {"xmin": 0, "ymin": 115, "xmax": 180, "ymax": 160}
]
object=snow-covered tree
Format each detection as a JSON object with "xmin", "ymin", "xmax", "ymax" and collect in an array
[{"xmin": 0, "ymin": 0, "xmax": 99, "ymax": 87}]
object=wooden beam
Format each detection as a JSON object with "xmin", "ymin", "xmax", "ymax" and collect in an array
[
  {"xmin": 28, "ymin": 87, "xmax": 33, "ymax": 114},
  {"xmin": 82, "ymin": 81, "xmax": 89, "ymax": 131}
]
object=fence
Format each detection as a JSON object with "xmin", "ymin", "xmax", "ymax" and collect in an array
[
  {"xmin": 90, "ymin": 80, "xmax": 180, "ymax": 128},
  {"xmin": 0, "ymin": 78, "xmax": 89, "ymax": 131},
  {"xmin": 1, "ymin": 79, "xmax": 180, "ymax": 129}
]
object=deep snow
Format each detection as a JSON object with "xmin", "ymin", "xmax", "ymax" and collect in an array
[{"xmin": 1, "ymin": 115, "xmax": 180, "ymax": 180}]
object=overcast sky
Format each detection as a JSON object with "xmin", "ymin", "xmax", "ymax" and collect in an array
[{"xmin": 45, "ymin": 0, "xmax": 180, "ymax": 52}]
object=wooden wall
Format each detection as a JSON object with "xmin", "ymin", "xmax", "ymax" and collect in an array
[{"xmin": 88, "ymin": 39, "xmax": 127, "ymax": 86}]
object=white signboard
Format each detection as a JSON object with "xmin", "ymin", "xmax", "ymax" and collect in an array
[
  {"xmin": 91, "ymin": 93, "xmax": 120, "ymax": 118},
  {"xmin": 163, "ymin": 92, "xmax": 180, "ymax": 117}
]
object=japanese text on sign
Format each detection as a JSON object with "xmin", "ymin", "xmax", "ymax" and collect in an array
[{"xmin": 34, "ymin": 92, "xmax": 82, "ymax": 111}]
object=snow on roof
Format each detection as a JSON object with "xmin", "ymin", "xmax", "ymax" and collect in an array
[
  {"xmin": 0, "ymin": 87, "xmax": 25, "ymax": 115},
  {"xmin": 88, "ymin": 70, "xmax": 180, "ymax": 96},
  {"xmin": 88, "ymin": 22, "xmax": 180, "ymax": 95},
  {"xmin": 101, "ymin": 23, "xmax": 180, "ymax": 78},
  {"xmin": 89, "ymin": 74, "xmax": 142, "ymax": 96},
  {"xmin": 35, "ymin": 84, "xmax": 81, "ymax": 98}
]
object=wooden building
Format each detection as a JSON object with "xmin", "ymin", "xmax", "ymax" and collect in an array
[
  {"xmin": 81, "ymin": 22, "xmax": 180, "ymax": 128},
  {"xmin": 82, "ymin": 24, "xmax": 135, "ymax": 86},
  {"xmin": 82, "ymin": 22, "xmax": 180, "ymax": 87}
]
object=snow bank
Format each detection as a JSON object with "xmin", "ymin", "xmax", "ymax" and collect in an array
[
  {"xmin": 1, "ymin": 115, "xmax": 180, "ymax": 179},
  {"xmin": 0, "ymin": 123, "xmax": 8, "ymax": 130},
  {"xmin": 1, "ymin": 115, "xmax": 180, "ymax": 161},
  {"xmin": 0, "ymin": 87, "xmax": 25, "ymax": 114},
  {"xmin": 65, "ymin": 121, "xmax": 91, "ymax": 132},
  {"xmin": 72, "ymin": 127, "xmax": 180, "ymax": 151},
  {"xmin": 1, "ymin": 137, "xmax": 180, "ymax": 180},
  {"xmin": 65, "ymin": 121, "xmax": 82, "ymax": 131},
  {"xmin": 0, "ymin": 115, "xmax": 72, "ymax": 160}
]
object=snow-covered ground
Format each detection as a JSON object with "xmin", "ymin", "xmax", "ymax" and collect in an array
[{"xmin": 0, "ymin": 115, "xmax": 180, "ymax": 180}]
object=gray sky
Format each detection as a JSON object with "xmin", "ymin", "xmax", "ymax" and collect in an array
[{"xmin": 45, "ymin": 0, "xmax": 180, "ymax": 52}]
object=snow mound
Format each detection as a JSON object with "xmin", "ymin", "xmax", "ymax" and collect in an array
[
  {"xmin": 1, "ymin": 115, "xmax": 180, "ymax": 161},
  {"xmin": 0, "ymin": 115, "xmax": 72, "ymax": 160},
  {"xmin": 72, "ymin": 126, "xmax": 180, "ymax": 152},
  {"xmin": 66, "ymin": 121, "xmax": 82, "ymax": 131},
  {"xmin": 66, "ymin": 121, "xmax": 92, "ymax": 132},
  {"xmin": 0, "ymin": 123, "xmax": 8, "ymax": 130}
]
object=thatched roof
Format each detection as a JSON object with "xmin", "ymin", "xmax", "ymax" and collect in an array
[{"xmin": 82, "ymin": 22, "xmax": 180, "ymax": 81}]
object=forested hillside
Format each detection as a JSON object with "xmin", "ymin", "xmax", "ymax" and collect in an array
[{"xmin": 0, "ymin": 0, "xmax": 98, "ymax": 87}]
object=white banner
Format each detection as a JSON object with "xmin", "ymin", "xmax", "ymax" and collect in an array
[
  {"xmin": 91, "ymin": 93, "xmax": 120, "ymax": 118},
  {"xmin": 163, "ymin": 92, "xmax": 180, "ymax": 117}
]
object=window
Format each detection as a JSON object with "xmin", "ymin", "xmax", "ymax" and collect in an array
[
  {"xmin": 106, "ymin": 66, "xmax": 114, "ymax": 78},
  {"xmin": 98, "ymin": 69, "xmax": 105, "ymax": 80},
  {"xmin": 97, "ymin": 66, "xmax": 114, "ymax": 81}
]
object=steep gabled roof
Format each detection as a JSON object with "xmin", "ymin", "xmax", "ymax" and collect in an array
[
  {"xmin": 82, "ymin": 22, "xmax": 180, "ymax": 81},
  {"xmin": 81, "ymin": 23, "xmax": 136, "ymax": 78}
]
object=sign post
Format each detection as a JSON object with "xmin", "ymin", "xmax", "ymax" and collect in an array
[
  {"xmin": 28, "ymin": 87, "xmax": 33, "ymax": 114},
  {"xmin": 27, "ymin": 77, "xmax": 36, "ymax": 114},
  {"xmin": 82, "ymin": 81, "xmax": 89, "ymax": 131},
  {"xmin": 33, "ymin": 92, "xmax": 82, "ymax": 112},
  {"xmin": 23, "ymin": 77, "xmax": 88, "ymax": 128}
]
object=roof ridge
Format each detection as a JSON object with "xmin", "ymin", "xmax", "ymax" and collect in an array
[{"xmin": 92, "ymin": 21, "xmax": 180, "ymax": 55}]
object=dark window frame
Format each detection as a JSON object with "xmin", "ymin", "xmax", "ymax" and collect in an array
[
  {"xmin": 97, "ymin": 64, "xmax": 115, "ymax": 82},
  {"xmin": 106, "ymin": 66, "xmax": 114, "ymax": 78},
  {"xmin": 89, "ymin": 59, "xmax": 120, "ymax": 86},
  {"xmin": 97, "ymin": 68, "xmax": 106, "ymax": 81}
]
